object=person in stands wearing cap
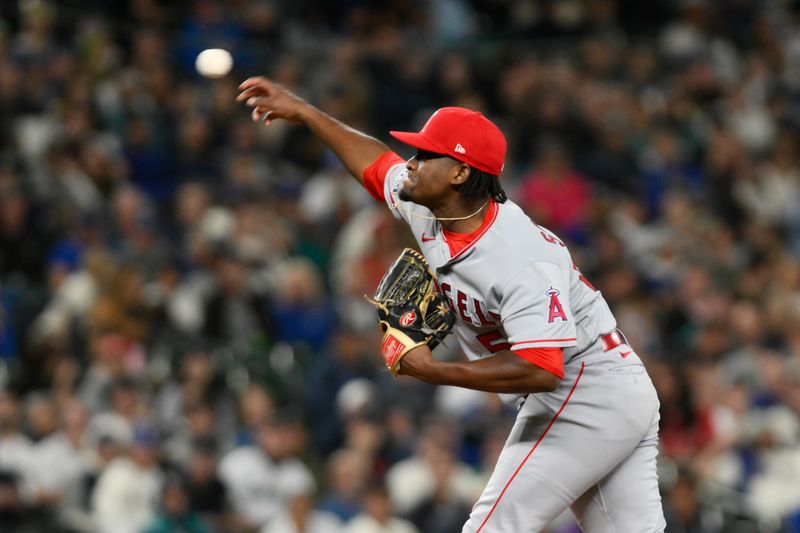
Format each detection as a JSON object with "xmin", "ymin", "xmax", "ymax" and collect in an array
[{"xmin": 237, "ymin": 78, "xmax": 665, "ymax": 533}]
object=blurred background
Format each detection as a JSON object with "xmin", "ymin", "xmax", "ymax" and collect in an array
[{"xmin": 1, "ymin": 0, "xmax": 800, "ymax": 531}]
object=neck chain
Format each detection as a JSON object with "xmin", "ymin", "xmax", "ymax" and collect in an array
[{"xmin": 398, "ymin": 200, "xmax": 489, "ymax": 222}]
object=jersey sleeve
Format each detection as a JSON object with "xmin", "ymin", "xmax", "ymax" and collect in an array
[
  {"xmin": 362, "ymin": 151, "xmax": 405, "ymax": 202},
  {"xmin": 499, "ymin": 261, "xmax": 578, "ymax": 352},
  {"xmin": 362, "ymin": 150, "xmax": 435, "ymax": 228},
  {"xmin": 514, "ymin": 347, "xmax": 564, "ymax": 379}
]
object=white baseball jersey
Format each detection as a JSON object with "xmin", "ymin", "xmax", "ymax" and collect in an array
[
  {"xmin": 368, "ymin": 154, "xmax": 666, "ymax": 532},
  {"xmin": 380, "ymin": 160, "xmax": 616, "ymax": 403}
]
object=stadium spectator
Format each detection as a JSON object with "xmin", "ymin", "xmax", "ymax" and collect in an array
[
  {"xmin": 217, "ymin": 414, "xmax": 314, "ymax": 530},
  {"xmin": 90, "ymin": 426, "xmax": 163, "ymax": 533},
  {"xmin": 142, "ymin": 472, "xmax": 214, "ymax": 533},
  {"xmin": 2, "ymin": 0, "xmax": 800, "ymax": 530}
]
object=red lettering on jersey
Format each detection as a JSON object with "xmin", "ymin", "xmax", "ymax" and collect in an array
[
  {"xmin": 545, "ymin": 286, "xmax": 567, "ymax": 323},
  {"xmin": 474, "ymin": 299, "xmax": 495, "ymax": 326},
  {"xmin": 572, "ymin": 264, "xmax": 597, "ymax": 292},
  {"xmin": 539, "ymin": 227, "xmax": 566, "ymax": 247},
  {"xmin": 439, "ymin": 285, "xmax": 499, "ymax": 327},
  {"xmin": 440, "ymin": 282, "xmax": 455, "ymax": 311},
  {"xmin": 456, "ymin": 290, "xmax": 471, "ymax": 322},
  {"xmin": 477, "ymin": 330, "xmax": 512, "ymax": 353}
]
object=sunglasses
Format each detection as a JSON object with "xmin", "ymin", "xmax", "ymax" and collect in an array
[{"xmin": 414, "ymin": 149, "xmax": 451, "ymax": 161}]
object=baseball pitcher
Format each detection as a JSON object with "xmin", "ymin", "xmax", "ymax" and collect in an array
[{"xmin": 237, "ymin": 77, "xmax": 666, "ymax": 533}]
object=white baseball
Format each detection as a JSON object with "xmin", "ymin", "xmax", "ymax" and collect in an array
[{"xmin": 195, "ymin": 48, "xmax": 233, "ymax": 78}]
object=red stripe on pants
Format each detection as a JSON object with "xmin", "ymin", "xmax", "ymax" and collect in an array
[{"xmin": 476, "ymin": 362, "xmax": 585, "ymax": 532}]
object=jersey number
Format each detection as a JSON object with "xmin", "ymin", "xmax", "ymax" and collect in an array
[
  {"xmin": 538, "ymin": 226, "xmax": 598, "ymax": 292},
  {"xmin": 477, "ymin": 330, "xmax": 511, "ymax": 354},
  {"xmin": 539, "ymin": 229, "xmax": 565, "ymax": 247},
  {"xmin": 573, "ymin": 265, "xmax": 597, "ymax": 291}
]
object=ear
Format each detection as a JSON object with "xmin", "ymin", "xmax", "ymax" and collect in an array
[{"xmin": 450, "ymin": 164, "xmax": 471, "ymax": 185}]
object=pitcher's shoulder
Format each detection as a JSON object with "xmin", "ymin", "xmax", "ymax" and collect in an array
[{"xmin": 491, "ymin": 201, "xmax": 573, "ymax": 265}]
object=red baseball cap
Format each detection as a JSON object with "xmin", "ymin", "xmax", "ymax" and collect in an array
[{"xmin": 390, "ymin": 107, "xmax": 507, "ymax": 176}]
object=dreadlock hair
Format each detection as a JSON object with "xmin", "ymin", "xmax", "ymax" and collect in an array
[{"xmin": 455, "ymin": 167, "xmax": 508, "ymax": 204}]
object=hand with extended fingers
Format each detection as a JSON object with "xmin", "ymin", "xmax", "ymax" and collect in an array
[{"xmin": 236, "ymin": 76, "xmax": 309, "ymax": 125}]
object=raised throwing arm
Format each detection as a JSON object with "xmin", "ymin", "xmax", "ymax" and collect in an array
[{"xmin": 237, "ymin": 76, "xmax": 390, "ymax": 184}]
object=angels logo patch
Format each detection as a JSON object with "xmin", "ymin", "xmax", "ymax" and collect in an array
[{"xmin": 545, "ymin": 286, "xmax": 567, "ymax": 323}]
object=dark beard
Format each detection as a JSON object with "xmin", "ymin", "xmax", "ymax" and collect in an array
[{"xmin": 398, "ymin": 190, "xmax": 411, "ymax": 201}]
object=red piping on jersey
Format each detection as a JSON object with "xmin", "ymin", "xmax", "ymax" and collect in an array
[
  {"xmin": 511, "ymin": 337, "xmax": 577, "ymax": 346},
  {"xmin": 475, "ymin": 362, "xmax": 585, "ymax": 533},
  {"xmin": 443, "ymin": 200, "xmax": 499, "ymax": 261}
]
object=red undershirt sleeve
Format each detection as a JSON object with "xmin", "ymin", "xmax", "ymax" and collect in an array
[
  {"xmin": 361, "ymin": 151, "xmax": 405, "ymax": 202},
  {"xmin": 512, "ymin": 347, "xmax": 564, "ymax": 379}
]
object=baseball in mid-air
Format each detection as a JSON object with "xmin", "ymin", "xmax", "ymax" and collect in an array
[{"xmin": 195, "ymin": 48, "xmax": 233, "ymax": 78}]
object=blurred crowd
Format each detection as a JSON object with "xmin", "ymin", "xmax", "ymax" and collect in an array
[{"xmin": 2, "ymin": 0, "xmax": 800, "ymax": 531}]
